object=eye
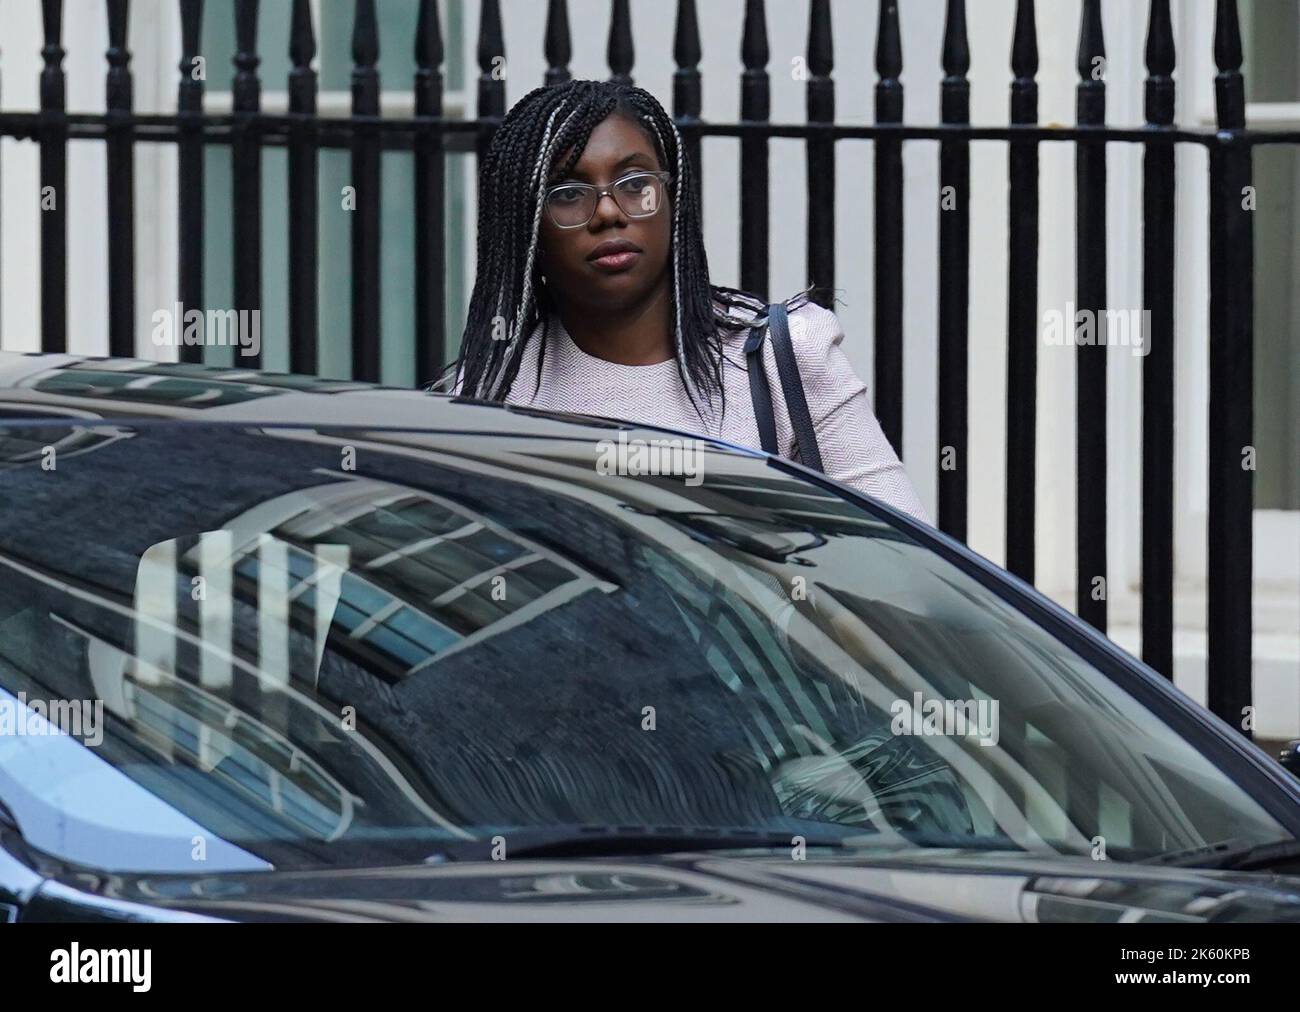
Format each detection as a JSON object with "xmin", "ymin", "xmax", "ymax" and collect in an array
[
  {"xmin": 615, "ymin": 173, "xmax": 653, "ymax": 194},
  {"xmin": 548, "ymin": 186, "xmax": 585, "ymax": 205}
]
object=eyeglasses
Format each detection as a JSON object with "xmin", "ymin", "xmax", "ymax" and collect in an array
[{"xmin": 543, "ymin": 170, "xmax": 673, "ymax": 229}]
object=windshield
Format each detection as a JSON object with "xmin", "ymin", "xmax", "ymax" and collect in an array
[{"xmin": 0, "ymin": 419, "xmax": 1289, "ymax": 872}]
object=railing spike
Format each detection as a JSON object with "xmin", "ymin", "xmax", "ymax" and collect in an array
[
  {"xmin": 291, "ymin": 0, "xmax": 317, "ymax": 69},
  {"xmin": 1214, "ymin": 0, "xmax": 1243, "ymax": 74},
  {"xmin": 544, "ymin": 0, "xmax": 572, "ymax": 86},
  {"xmin": 352, "ymin": 0, "xmax": 379, "ymax": 69},
  {"xmin": 1144, "ymin": 0, "xmax": 1175, "ymax": 125},
  {"xmin": 106, "ymin": 0, "xmax": 129, "ymax": 57},
  {"xmin": 674, "ymin": 0, "xmax": 701, "ymax": 71},
  {"xmin": 875, "ymin": 0, "xmax": 900, "ymax": 82},
  {"xmin": 1214, "ymin": 0, "xmax": 1245, "ymax": 129},
  {"xmin": 1145, "ymin": 0, "xmax": 1174, "ymax": 78},
  {"xmin": 477, "ymin": 0, "xmax": 505, "ymax": 113},
  {"xmin": 942, "ymin": 0, "xmax": 969, "ymax": 79},
  {"xmin": 40, "ymin": 0, "xmax": 66, "ymax": 102},
  {"xmin": 607, "ymin": 0, "xmax": 634, "ymax": 86},
  {"xmin": 232, "ymin": 0, "xmax": 261, "ymax": 109},
  {"xmin": 415, "ymin": 0, "xmax": 445, "ymax": 92},
  {"xmin": 810, "ymin": 0, "xmax": 834, "ymax": 78},
  {"xmin": 741, "ymin": 0, "xmax": 769, "ymax": 72},
  {"xmin": 179, "ymin": 0, "xmax": 202, "ymax": 64},
  {"xmin": 417, "ymin": 0, "xmax": 444, "ymax": 70},
  {"xmin": 234, "ymin": 0, "xmax": 259, "ymax": 70},
  {"xmin": 1011, "ymin": 0, "xmax": 1037, "ymax": 80},
  {"xmin": 1076, "ymin": 0, "xmax": 1105, "ymax": 82}
]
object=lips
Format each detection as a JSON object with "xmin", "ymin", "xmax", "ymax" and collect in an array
[{"xmin": 586, "ymin": 239, "xmax": 642, "ymax": 263}]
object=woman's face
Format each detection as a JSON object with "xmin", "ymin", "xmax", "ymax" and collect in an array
[{"xmin": 537, "ymin": 114, "xmax": 673, "ymax": 313}]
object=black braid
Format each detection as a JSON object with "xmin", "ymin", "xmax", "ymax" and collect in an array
[{"xmin": 432, "ymin": 79, "xmax": 810, "ymax": 426}]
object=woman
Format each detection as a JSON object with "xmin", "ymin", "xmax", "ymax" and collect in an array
[{"xmin": 442, "ymin": 79, "xmax": 928, "ymax": 523}]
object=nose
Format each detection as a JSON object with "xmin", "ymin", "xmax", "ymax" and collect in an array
[{"xmin": 590, "ymin": 189, "xmax": 626, "ymax": 227}]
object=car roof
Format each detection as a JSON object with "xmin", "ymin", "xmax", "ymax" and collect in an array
[{"xmin": 0, "ymin": 351, "xmax": 762, "ymax": 455}]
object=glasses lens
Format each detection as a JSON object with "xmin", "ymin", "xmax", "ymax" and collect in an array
[
  {"xmin": 613, "ymin": 173, "xmax": 665, "ymax": 218},
  {"xmin": 547, "ymin": 185, "xmax": 597, "ymax": 227}
]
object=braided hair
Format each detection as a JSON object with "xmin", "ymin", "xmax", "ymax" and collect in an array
[{"xmin": 437, "ymin": 79, "xmax": 810, "ymax": 425}]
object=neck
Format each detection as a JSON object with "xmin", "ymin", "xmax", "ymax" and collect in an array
[{"xmin": 556, "ymin": 276, "xmax": 675, "ymax": 365}]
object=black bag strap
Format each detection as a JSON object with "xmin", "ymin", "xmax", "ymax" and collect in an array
[
  {"xmin": 745, "ymin": 302, "xmax": 825, "ymax": 472},
  {"xmin": 744, "ymin": 321, "xmax": 779, "ymax": 455}
]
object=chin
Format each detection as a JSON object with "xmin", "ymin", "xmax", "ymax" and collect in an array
[{"xmin": 572, "ymin": 278, "xmax": 652, "ymax": 307}]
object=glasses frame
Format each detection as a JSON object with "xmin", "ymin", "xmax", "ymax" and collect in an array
[{"xmin": 542, "ymin": 170, "xmax": 674, "ymax": 230}]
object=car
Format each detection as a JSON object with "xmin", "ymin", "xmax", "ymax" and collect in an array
[{"xmin": 1, "ymin": 352, "xmax": 1298, "ymax": 924}]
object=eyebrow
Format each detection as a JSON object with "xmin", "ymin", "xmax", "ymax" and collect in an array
[{"xmin": 553, "ymin": 152, "xmax": 657, "ymax": 183}]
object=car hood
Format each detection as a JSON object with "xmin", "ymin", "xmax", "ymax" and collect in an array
[{"xmin": 26, "ymin": 850, "xmax": 1300, "ymax": 923}]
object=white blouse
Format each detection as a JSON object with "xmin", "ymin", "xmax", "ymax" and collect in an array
[{"xmin": 459, "ymin": 299, "xmax": 930, "ymax": 524}]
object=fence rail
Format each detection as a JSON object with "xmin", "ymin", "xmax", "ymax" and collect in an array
[{"xmin": 0, "ymin": 0, "xmax": 1288, "ymax": 737}]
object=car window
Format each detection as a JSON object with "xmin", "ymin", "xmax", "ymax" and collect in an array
[{"xmin": 0, "ymin": 422, "xmax": 1289, "ymax": 872}]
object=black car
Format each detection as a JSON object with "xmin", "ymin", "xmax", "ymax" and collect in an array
[{"xmin": 1, "ymin": 353, "xmax": 1298, "ymax": 923}]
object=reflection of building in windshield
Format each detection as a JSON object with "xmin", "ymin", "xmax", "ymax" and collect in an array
[
  {"xmin": 0, "ymin": 422, "xmax": 134, "ymax": 467},
  {"xmin": 267, "ymin": 479, "xmax": 602, "ymax": 677},
  {"xmin": 54, "ymin": 612, "xmax": 355, "ymax": 844},
  {"xmin": 0, "ymin": 559, "xmax": 470, "ymax": 865},
  {"xmin": 110, "ymin": 474, "xmax": 618, "ymax": 855},
  {"xmin": 137, "ymin": 476, "xmax": 613, "ymax": 690}
]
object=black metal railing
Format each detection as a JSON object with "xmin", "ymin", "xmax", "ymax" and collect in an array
[{"xmin": 0, "ymin": 0, "xmax": 1296, "ymax": 737}]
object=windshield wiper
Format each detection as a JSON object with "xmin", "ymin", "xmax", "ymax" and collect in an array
[
  {"xmin": 435, "ymin": 825, "xmax": 861, "ymax": 861},
  {"xmin": 1140, "ymin": 838, "xmax": 1300, "ymax": 872}
]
